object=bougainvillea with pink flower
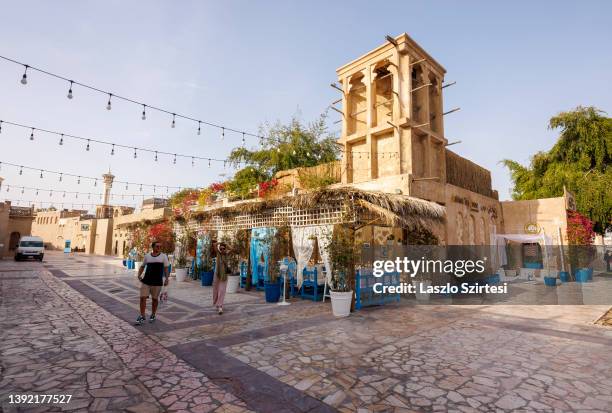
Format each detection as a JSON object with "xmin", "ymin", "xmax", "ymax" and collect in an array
[
  {"xmin": 566, "ymin": 210, "xmax": 595, "ymax": 245},
  {"xmin": 258, "ymin": 178, "xmax": 278, "ymax": 198}
]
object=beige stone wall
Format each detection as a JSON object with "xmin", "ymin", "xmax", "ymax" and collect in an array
[
  {"xmin": 111, "ymin": 207, "xmax": 172, "ymax": 257},
  {"xmin": 501, "ymin": 196, "xmax": 569, "ymax": 244},
  {"xmin": 444, "ymin": 184, "xmax": 501, "ymax": 246},
  {"xmin": 0, "ymin": 203, "xmax": 9, "ymax": 256},
  {"xmin": 93, "ymin": 218, "xmax": 112, "ymax": 255},
  {"xmin": 0, "ymin": 202, "xmax": 34, "ymax": 256}
]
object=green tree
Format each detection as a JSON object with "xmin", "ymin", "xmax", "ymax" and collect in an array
[
  {"xmin": 502, "ymin": 106, "xmax": 612, "ymax": 234},
  {"xmin": 227, "ymin": 114, "xmax": 339, "ymax": 183}
]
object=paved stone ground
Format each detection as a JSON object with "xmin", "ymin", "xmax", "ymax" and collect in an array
[{"xmin": 1, "ymin": 252, "xmax": 611, "ymax": 412}]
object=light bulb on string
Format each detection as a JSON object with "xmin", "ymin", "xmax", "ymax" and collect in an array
[
  {"xmin": 221, "ymin": 127, "xmax": 225, "ymax": 140},
  {"xmin": 106, "ymin": 93, "xmax": 112, "ymax": 110},
  {"xmin": 39, "ymin": 170, "xmax": 43, "ymax": 179},
  {"xmin": 30, "ymin": 128, "xmax": 34, "ymax": 141},
  {"xmin": 75, "ymin": 193, "xmax": 79, "ymax": 199},
  {"xmin": 59, "ymin": 134, "xmax": 64, "ymax": 145},
  {"xmin": 133, "ymin": 148, "xmax": 137, "ymax": 159},
  {"xmin": 171, "ymin": 114, "xmax": 176, "ymax": 128},
  {"xmin": 59, "ymin": 173, "xmax": 62, "ymax": 182},
  {"xmin": 20, "ymin": 65, "xmax": 28, "ymax": 85},
  {"xmin": 111, "ymin": 144, "xmax": 115, "ymax": 155},
  {"xmin": 36, "ymin": 189, "xmax": 38, "ymax": 196},
  {"xmin": 141, "ymin": 104, "xmax": 147, "ymax": 120},
  {"xmin": 94, "ymin": 179, "xmax": 97, "ymax": 187},
  {"xmin": 242, "ymin": 132, "xmax": 245, "ymax": 146},
  {"xmin": 67, "ymin": 81, "xmax": 74, "ymax": 99},
  {"xmin": 154, "ymin": 151, "xmax": 158, "ymax": 162},
  {"xmin": 86, "ymin": 139, "xmax": 90, "ymax": 151},
  {"xmin": 191, "ymin": 157, "xmax": 195, "ymax": 167},
  {"xmin": 125, "ymin": 183, "xmax": 128, "ymax": 190},
  {"xmin": 173, "ymin": 154, "xmax": 176, "ymax": 165},
  {"xmin": 21, "ymin": 187, "xmax": 24, "ymax": 194},
  {"xmin": 153, "ymin": 185, "xmax": 156, "ymax": 193},
  {"xmin": 77, "ymin": 176, "xmax": 80, "ymax": 184},
  {"xmin": 197, "ymin": 121, "xmax": 201, "ymax": 135},
  {"xmin": 208, "ymin": 159, "xmax": 211, "ymax": 168},
  {"xmin": 0, "ymin": 120, "xmax": 3, "ymax": 134}
]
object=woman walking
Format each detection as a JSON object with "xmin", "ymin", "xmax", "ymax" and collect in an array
[{"xmin": 212, "ymin": 241, "xmax": 229, "ymax": 314}]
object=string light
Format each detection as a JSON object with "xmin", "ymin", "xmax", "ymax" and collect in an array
[
  {"xmin": 171, "ymin": 113, "xmax": 176, "ymax": 128},
  {"xmin": 208, "ymin": 159, "xmax": 211, "ymax": 168},
  {"xmin": 1, "ymin": 55, "xmax": 271, "ymax": 146},
  {"xmin": 222, "ymin": 127, "xmax": 225, "ymax": 140},
  {"xmin": 141, "ymin": 104, "xmax": 147, "ymax": 120},
  {"xmin": 197, "ymin": 121, "xmax": 201, "ymax": 136},
  {"xmin": 30, "ymin": 128, "xmax": 34, "ymax": 141},
  {"xmin": 19, "ymin": 166, "xmax": 23, "ymax": 175},
  {"xmin": 173, "ymin": 154, "xmax": 176, "ymax": 165},
  {"xmin": 67, "ymin": 81, "xmax": 73, "ymax": 99},
  {"xmin": 20, "ymin": 65, "xmax": 28, "ymax": 85},
  {"xmin": 133, "ymin": 148, "xmax": 137, "ymax": 159},
  {"xmin": 0, "ymin": 120, "xmax": 3, "ymax": 134},
  {"xmin": 86, "ymin": 139, "xmax": 90, "ymax": 151},
  {"xmin": 59, "ymin": 173, "xmax": 62, "ymax": 182},
  {"xmin": 94, "ymin": 179, "xmax": 97, "ymax": 187},
  {"xmin": 154, "ymin": 151, "xmax": 158, "ymax": 162},
  {"xmin": 191, "ymin": 157, "xmax": 195, "ymax": 167},
  {"xmin": 77, "ymin": 176, "xmax": 80, "ymax": 184},
  {"xmin": 39, "ymin": 170, "xmax": 43, "ymax": 179},
  {"xmin": 0, "ymin": 120, "xmax": 235, "ymax": 167},
  {"xmin": 242, "ymin": 132, "xmax": 245, "ymax": 146}
]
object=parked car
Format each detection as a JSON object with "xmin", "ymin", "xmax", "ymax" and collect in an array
[{"xmin": 14, "ymin": 236, "xmax": 45, "ymax": 261}]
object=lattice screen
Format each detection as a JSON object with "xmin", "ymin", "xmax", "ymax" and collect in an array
[{"xmin": 185, "ymin": 203, "xmax": 359, "ymax": 232}]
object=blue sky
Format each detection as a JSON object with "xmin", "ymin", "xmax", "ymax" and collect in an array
[{"xmin": 1, "ymin": 1, "xmax": 610, "ymax": 210}]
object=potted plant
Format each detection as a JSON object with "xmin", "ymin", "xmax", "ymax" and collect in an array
[
  {"xmin": 220, "ymin": 233, "xmax": 242, "ymax": 294},
  {"xmin": 199, "ymin": 235, "xmax": 214, "ymax": 286},
  {"xmin": 175, "ymin": 255, "xmax": 188, "ymax": 282},
  {"xmin": 174, "ymin": 233, "xmax": 189, "ymax": 282},
  {"xmin": 323, "ymin": 226, "xmax": 355, "ymax": 317},
  {"xmin": 261, "ymin": 227, "xmax": 288, "ymax": 303}
]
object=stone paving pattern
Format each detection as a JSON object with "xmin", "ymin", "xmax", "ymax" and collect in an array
[{"xmin": 1, "ymin": 252, "xmax": 611, "ymax": 412}]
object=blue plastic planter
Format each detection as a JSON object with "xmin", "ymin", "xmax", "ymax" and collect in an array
[
  {"xmin": 200, "ymin": 271, "xmax": 214, "ymax": 286},
  {"xmin": 487, "ymin": 274, "xmax": 500, "ymax": 284},
  {"xmin": 127, "ymin": 259, "xmax": 134, "ymax": 269},
  {"xmin": 264, "ymin": 281, "xmax": 281, "ymax": 303},
  {"xmin": 559, "ymin": 271, "xmax": 570, "ymax": 282},
  {"xmin": 575, "ymin": 269, "xmax": 589, "ymax": 283},
  {"xmin": 544, "ymin": 277, "xmax": 557, "ymax": 287}
]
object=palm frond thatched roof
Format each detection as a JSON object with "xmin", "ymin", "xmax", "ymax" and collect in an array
[{"xmin": 191, "ymin": 187, "xmax": 445, "ymax": 229}]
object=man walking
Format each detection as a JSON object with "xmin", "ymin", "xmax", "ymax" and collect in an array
[{"xmin": 136, "ymin": 241, "xmax": 169, "ymax": 325}]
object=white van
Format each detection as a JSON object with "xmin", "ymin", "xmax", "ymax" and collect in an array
[{"xmin": 14, "ymin": 236, "xmax": 45, "ymax": 261}]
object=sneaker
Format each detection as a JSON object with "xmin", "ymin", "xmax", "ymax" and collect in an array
[
  {"xmin": 149, "ymin": 314, "xmax": 156, "ymax": 323},
  {"xmin": 218, "ymin": 307, "xmax": 223, "ymax": 315},
  {"xmin": 135, "ymin": 315, "xmax": 145, "ymax": 326}
]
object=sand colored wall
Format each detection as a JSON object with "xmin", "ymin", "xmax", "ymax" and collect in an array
[
  {"xmin": 0, "ymin": 202, "xmax": 35, "ymax": 257},
  {"xmin": 0, "ymin": 203, "xmax": 9, "ymax": 256},
  {"xmin": 112, "ymin": 207, "xmax": 172, "ymax": 256},
  {"xmin": 501, "ymin": 196, "xmax": 570, "ymax": 244}
]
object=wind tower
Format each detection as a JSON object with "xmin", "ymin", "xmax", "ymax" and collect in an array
[{"xmin": 334, "ymin": 33, "xmax": 450, "ymax": 203}]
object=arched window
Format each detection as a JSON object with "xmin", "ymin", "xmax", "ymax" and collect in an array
[{"xmin": 456, "ymin": 212, "xmax": 464, "ymax": 244}]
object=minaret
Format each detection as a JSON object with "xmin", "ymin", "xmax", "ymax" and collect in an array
[
  {"xmin": 102, "ymin": 170, "xmax": 115, "ymax": 205},
  {"xmin": 96, "ymin": 170, "xmax": 115, "ymax": 218}
]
